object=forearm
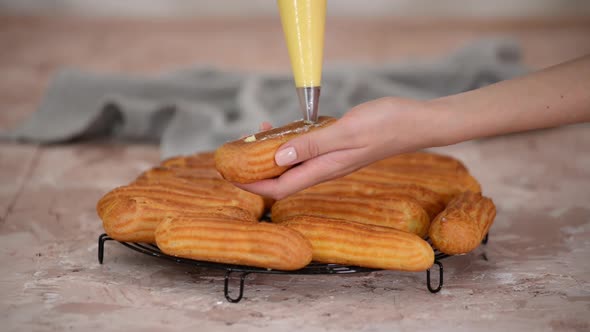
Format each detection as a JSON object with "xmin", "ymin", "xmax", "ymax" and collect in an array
[{"xmin": 429, "ymin": 55, "xmax": 590, "ymax": 146}]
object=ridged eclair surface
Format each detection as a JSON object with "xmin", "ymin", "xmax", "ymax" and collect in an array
[
  {"xmin": 302, "ymin": 179, "xmax": 445, "ymax": 219},
  {"xmin": 133, "ymin": 170, "xmax": 264, "ymax": 217},
  {"xmin": 429, "ymin": 191, "xmax": 496, "ymax": 255},
  {"xmin": 155, "ymin": 217, "xmax": 313, "ymax": 270},
  {"xmin": 137, "ymin": 166, "xmax": 222, "ymax": 181},
  {"xmin": 100, "ymin": 184, "xmax": 264, "ymax": 219},
  {"xmin": 161, "ymin": 151, "xmax": 216, "ymax": 169},
  {"xmin": 136, "ymin": 165, "xmax": 275, "ymax": 212},
  {"xmin": 272, "ymin": 193, "xmax": 430, "ymax": 237},
  {"xmin": 215, "ymin": 116, "xmax": 336, "ymax": 183},
  {"xmin": 97, "ymin": 192, "xmax": 256, "ymax": 243},
  {"xmin": 370, "ymin": 151, "xmax": 469, "ymax": 173},
  {"xmin": 346, "ymin": 167, "xmax": 481, "ymax": 204},
  {"xmin": 280, "ymin": 216, "xmax": 434, "ymax": 271},
  {"xmin": 135, "ymin": 167, "xmax": 265, "ymax": 214}
]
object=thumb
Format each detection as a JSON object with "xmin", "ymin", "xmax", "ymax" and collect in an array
[{"xmin": 274, "ymin": 120, "xmax": 350, "ymax": 166}]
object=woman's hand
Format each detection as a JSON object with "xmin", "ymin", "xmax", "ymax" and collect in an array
[
  {"xmin": 234, "ymin": 97, "xmax": 442, "ymax": 200},
  {"xmin": 234, "ymin": 55, "xmax": 590, "ymax": 200}
]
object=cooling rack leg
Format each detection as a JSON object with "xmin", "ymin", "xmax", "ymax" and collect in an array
[
  {"xmin": 482, "ymin": 233, "xmax": 489, "ymax": 245},
  {"xmin": 98, "ymin": 233, "xmax": 114, "ymax": 264},
  {"xmin": 224, "ymin": 271, "xmax": 250, "ymax": 303},
  {"xmin": 480, "ymin": 233, "xmax": 490, "ymax": 261},
  {"xmin": 426, "ymin": 261, "xmax": 443, "ymax": 293}
]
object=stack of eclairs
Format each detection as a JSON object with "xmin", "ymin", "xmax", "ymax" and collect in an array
[{"xmin": 97, "ymin": 117, "xmax": 495, "ymax": 272}]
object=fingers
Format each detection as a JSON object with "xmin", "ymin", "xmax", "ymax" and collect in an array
[
  {"xmin": 259, "ymin": 122, "xmax": 273, "ymax": 131},
  {"xmin": 233, "ymin": 179, "xmax": 281, "ymax": 200},
  {"xmin": 235, "ymin": 118, "xmax": 367, "ymax": 198},
  {"xmin": 235, "ymin": 148, "xmax": 365, "ymax": 200},
  {"xmin": 274, "ymin": 120, "xmax": 355, "ymax": 167},
  {"xmin": 240, "ymin": 122, "xmax": 273, "ymax": 139}
]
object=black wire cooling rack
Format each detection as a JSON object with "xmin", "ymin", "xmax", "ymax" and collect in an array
[{"xmin": 97, "ymin": 233, "xmax": 489, "ymax": 303}]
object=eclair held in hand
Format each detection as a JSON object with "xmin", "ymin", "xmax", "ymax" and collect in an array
[{"xmin": 215, "ymin": 116, "xmax": 336, "ymax": 183}]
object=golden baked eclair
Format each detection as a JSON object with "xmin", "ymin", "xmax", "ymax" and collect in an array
[
  {"xmin": 215, "ymin": 116, "xmax": 336, "ymax": 183},
  {"xmin": 301, "ymin": 179, "xmax": 445, "ymax": 219},
  {"xmin": 280, "ymin": 216, "xmax": 434, "ymax": 271},
  {"xmin": 135, "ymin": 166, "xmax": 276, "ymax": 212},
  {"xmin": 138, "ymin": 165, "xmax": 222, "ymax": 181},
  {"xmin": 272, "ymin": 193, "xmax": 430, "ymax": 237},
  {"xmin": 346, "ymin": 167, "xmax": 481, "ymax": 204},
  {"xmin": 100, "ymin": 184, "xmax": 265, "ymax": 220},
  {"xmin": 98, "ymin": 192, "xmax": 256, "ymax": 243},
  {"xmin": 135, "ymin": 167, "xmax": 223, "ymax": 187},
  {"xmin": 370, "ymin": 151, "xmax": 469, "ymax": 174},
  {"xmin": 429, "ymin": 191, "xmax": 496, "ymax": 255},
  {"xmin": 161, "ymin": 151, "xmax": 216, "ymax": 169},
  {"xmin": 134, "ymin": 169, "xmax": 264, "ymax": 214},
  {"xmin": 155, "ymin": 216, "xmax": 313, "ymax": 270}
]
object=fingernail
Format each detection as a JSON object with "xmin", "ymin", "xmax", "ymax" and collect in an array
[{"xmin": 275, "ymin": 147, "xmax": 297, "ymax": 166}]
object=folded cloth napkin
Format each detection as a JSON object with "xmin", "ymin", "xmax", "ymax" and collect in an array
[{"xmin": 1, "ymin": 38, "xmax": 526, "ymax": 159}]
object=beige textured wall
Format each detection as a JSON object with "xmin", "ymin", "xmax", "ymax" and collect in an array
[{"xmin": 1, "ymin": 0, "xmax": 590, "ymax": 17}]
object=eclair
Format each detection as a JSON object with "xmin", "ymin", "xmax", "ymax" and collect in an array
[
  {"xmin": 140, "ymin": 165, "xmax": 222, "ymax": 181},
  {"xmin": 98, "ymin": 191, "xmax": 256, "ymax": 243},
  {"xmin": 370, "ymin": 151, "xmax": 469, "ymax": 174},
  {"xmin": 346, "ymin": 167, "xmax": 481, "ymax": 204},
  {"xmin": 429, "ymin": 191, "xmax": 496, "ymax": 255},
  {"xmin": 272, "ymin": 193, "xmax": 430, "ymax": 237},
  {"xmin": 155, "ymin": 216, "xmax": 313, "ymax": 270},
  {"xmin": 280, "ymin": 215, "xmax": 434, "ymax": 271},
  {"xmin": 215, "ymin": 116, "xmax": 336, "ymax": 183},
  {"xmin": 101, "ymin": 183, "xmax": 265, "ymax": 220},
  {"xmin": 301, "ymin": 179, "xmax": 446, "ymax": 219},
  {"xmin": 135, "ymin": 166, "xmax": 269, "ymax": 214},
  {"xmin": 161, "ymin": 151, "xmax": 216, "ymax": 169}
]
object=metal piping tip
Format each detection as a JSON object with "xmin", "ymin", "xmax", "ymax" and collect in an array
[{"xmin": 296, "ymin": 86, "xmax": 320, "ymax": 122}]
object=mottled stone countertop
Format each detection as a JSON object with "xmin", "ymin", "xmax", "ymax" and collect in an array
[{"xmin": 1, "ymin": 16, "xmax": 589, "ymax": 332}]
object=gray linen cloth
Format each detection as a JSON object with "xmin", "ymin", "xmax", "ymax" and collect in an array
[{"xmin": 2, "ymin": 39, "xmax": 526, "ymax": 159}]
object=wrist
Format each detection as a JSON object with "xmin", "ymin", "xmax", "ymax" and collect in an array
[{"xmin": 424, "ymin": 97, "xmax": 466, "ymax": 147}]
